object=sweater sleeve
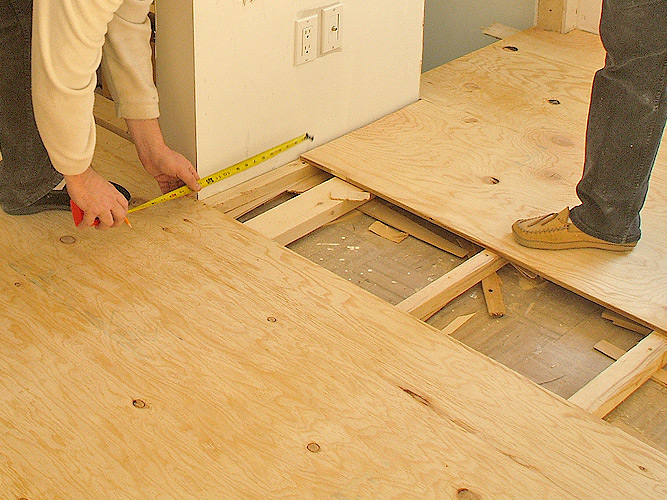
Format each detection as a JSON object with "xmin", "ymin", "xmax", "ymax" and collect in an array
[
  {"xmin": 31, "ymin": 0, "xmax": 157, "ymax": 176},
  {"xmin": 101, "ymin": 0, "xmax": 159, "ymax": 120}
]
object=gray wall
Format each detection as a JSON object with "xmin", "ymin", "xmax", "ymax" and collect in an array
[{"xmin": 423, "ymin": 0, "xmax": 536, "ymax": 72}]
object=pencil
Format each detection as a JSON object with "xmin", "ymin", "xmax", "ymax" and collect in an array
[{"xmin": 124, "ymin": 217, "xmax": 133, "ymax": 228}]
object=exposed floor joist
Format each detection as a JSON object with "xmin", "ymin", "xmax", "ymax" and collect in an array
[
  {"xmin": 244, "ymin": 177, "xmax": 371, "ymax": 245},
  {"xmin": 396, "ymin": 250, "xmax": 506, "ymax": 321},
  {"xmin": 569, "ymin": 332, "xmax": 667, "ymax": 417},
  {"xmin": 595, "ymin": 340, "xmax": 667, "ymax": 388},
  {"xmin": 203, "ymin": 160, "xmax": 331, "ymax": 219}
]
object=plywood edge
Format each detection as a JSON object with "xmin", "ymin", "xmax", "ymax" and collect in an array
[
  {"xmin": 482, "ymin": 23, "xmax": 520, "ymax": 40},
  {"xmin": 569, "ymin": 332, "xmax": 667, "ymax": 417}
]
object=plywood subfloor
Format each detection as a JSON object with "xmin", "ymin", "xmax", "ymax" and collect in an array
[
  {"xmin": 302, "ymin": 28, "xmax": 667, "ymax": 334},
  {"xmin": 2, "ymin": 127, "xmax": 666, "ymax": 498},
  {"xmin": 288, "ymin": 208, "xmax": 667, "ymax": 451}
]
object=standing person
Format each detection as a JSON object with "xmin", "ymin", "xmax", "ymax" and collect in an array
[
  {"xmin": 0, "ymin": 0, "xmax": 201, "ymax": 230},
  {"xmin": 512, "ymin": 0, "xmax": 667, "ymax": 251}
]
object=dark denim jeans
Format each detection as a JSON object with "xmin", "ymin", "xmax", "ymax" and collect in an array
[
  {"xmin": 569, "ymin": 0, "xmax": 667, "ymax": 244},
  {"xmin": 0, "ymin": 0, "xmax": 61, "ymax": 214}
]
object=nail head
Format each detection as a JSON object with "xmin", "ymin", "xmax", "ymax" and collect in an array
[
  {"xmin": 132, "ymin": 399, "xmax": 146, "ymax": 409},
  {"xmin": 59, "ymin": 235, "xmax": 76, "ymax": 244},
  {"xmin": 307, "ymin": 442, "xmax": 321, "ymax": 453}
]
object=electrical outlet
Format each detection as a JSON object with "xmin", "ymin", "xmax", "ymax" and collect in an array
[
  {"xmin": 295, "ymin": 15, "xmax": 318, "ymax": 66},
  {"xmin": 321, "ymin": 3, "xmax": 343, "ymax": 54}
]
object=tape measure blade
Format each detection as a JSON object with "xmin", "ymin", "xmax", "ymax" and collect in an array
[{"xmin": 128, "ymin": 133, "xmax": 311, "ymax": 215}]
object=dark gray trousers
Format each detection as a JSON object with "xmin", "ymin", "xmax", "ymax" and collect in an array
[
  {"xmin": 0, "ymin": 0, "xmax": 61, "ymax": 214},
  {"xmin": 570, "ymin": 0, "xmax": 667, "ymax": 243}
]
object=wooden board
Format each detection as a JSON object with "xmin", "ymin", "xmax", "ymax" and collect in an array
[
  {"xmin": 302, "ymin": 28, "xmax": 667, "ymax": 334},
  {"xmin": 1, "ymin": 126, "xmax": 666, "ymax": 498},
  {"xmin": 244, "ymin": 178, "xmax": 370, "ymax": 245},
  {"xmin": 397, "ymin": 250, "xmax": 506, "ymax": 321},
  {"xmin": 569, "ymin": 332, "xmax": 667, "ymax": 417}
]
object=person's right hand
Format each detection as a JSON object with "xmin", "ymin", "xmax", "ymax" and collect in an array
[{"xmin": 64, "ymin": 168, "xmax": 129, "ymax": 230}]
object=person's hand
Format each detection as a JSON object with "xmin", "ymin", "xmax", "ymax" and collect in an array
[
  {"xmin": 125, "ymin": 118, "xmax": 201, "ymax": 195},
  {"xmin": 64, "ymin": 168, "xmax": 129, "ymax": 230},
  {"xmin": 142, "ymin": 144, "xmax": 201, "ymax": 195}
]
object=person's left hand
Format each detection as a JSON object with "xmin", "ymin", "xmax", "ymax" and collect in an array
[
  {"xmin": 143, "ymin": 145, "xmax": 201, "ymax": 194},
  {"xmin": 126, "ymin": 118, "xmax": 202, "ymax": 195}
]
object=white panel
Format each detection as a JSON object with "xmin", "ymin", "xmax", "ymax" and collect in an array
[
  {"xmin": 158, "ymin": 0, "xmax": 425, "ymax": 199},
  {"xmin": 577, "ymin": 0, "xmax": 602, "ymax": 34},
  {"xmin": 155, "ymin": 0, "xmax": 197, "ymax": 167}
]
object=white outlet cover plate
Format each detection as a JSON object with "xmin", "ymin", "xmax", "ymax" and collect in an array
[
  {"xmin": 321, "ymin": 3, "xmax": 343, "ymax": 54},
  {"xmin": 295, "ymin": 14, "xmax": 318, "ymax": 66}
]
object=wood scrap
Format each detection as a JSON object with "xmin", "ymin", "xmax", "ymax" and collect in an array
[
  {"xmin": 368, "ymin": 221, "xmax": 409, "ymax": 243},
  {"xmin": 601, "ymin": 310, "xmax": 653, "ymax": 336},
  {"xmin": 481, "ymin": 272, "xmax": 505, "ymax": 317},
  {"xmin": 441, "ymin": 313, "xmax": 476, "ymax": 336},
  {"xmin": 510, "ymin": 263, "xmax": 542, "ymax": 281},
  {"xmin": 482, "ymin": 22, "xmax": 520, "ymax": 40},
  {"xmin": 93, "ymin": 94, "xmax": 132, "ymax": 142},
  {"xmin": 455, "ymin": 237, "xmax": 480, "ymax": 258},
  {"xmin": 204, "ymin": 160, "xmax": 330, "ymax": 219},
  {"xmin": 359, "ymin": 200, "xmax": 467, "ymax": 258},
  {"xmin": 594, "ymin": 340, "xmax": 667, "ymax": 388},
  {"xmin": 330, "ymin": 189, "xmax": 372, "ymax": 202}
]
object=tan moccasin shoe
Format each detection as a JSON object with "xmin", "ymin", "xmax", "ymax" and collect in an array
[{"xmin": 512, "ymin": 207, "xmax": 637, "ymax": 252}]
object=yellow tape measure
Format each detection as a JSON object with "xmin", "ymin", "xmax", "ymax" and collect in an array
[{"xmin": 128, "ymin": 133, "xmax": 313, "ymax": 214}]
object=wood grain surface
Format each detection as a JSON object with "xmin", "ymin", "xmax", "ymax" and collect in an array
[
  {"xmin": 302, "ymin": 28, "xmax": 667, "ymax": 334},
  {"xmin": 1, "ymin": 125, "xmax": 666, "ymax": 498}
]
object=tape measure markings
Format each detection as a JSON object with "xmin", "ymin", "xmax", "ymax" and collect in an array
[{"xmin": 128, "ymin": 133, "xmax": 313, "ymax": 214}]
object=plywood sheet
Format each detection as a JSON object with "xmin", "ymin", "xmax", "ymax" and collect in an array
[
  {"xmin": 303, "ymin": 28, "xmax": 667, "ymax": 333},
  {"xmin": 1, "ymin": 126, "xmax": 666, "ymax": 498}
]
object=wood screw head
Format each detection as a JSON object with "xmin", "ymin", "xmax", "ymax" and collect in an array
[
  {"xmin": 457, "ymin": 489, "xmax": 481, "ymax": 500},
  {"xmin": 59, "ymin": 235, "xmax": 76, "ymax": 244},
  {"xmin": 548, "ymin": 99, "xmax": 561, "ymax": 105},
  {"xmin": 503, "ymin": 45, "xmax": 519, "ymax": 52},
  {"xmin": 132, "ymin": 399, "xmax": 147, "ymax": 409},
  {"xmin": 267, "ymin": 317, "xmax": 277, "ymax": 322},
  {"xmin": 306, "ymin": 442, "xmax": 321, "ymax": 453}
]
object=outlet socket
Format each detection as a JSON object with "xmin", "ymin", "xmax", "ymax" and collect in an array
[{"xmin": 295, "ymin": 15, "xmax": 318, "ymax": 65}]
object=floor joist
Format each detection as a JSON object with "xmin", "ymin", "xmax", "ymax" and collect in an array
[
  {"xmin": 396, "ymin": 250, "xmax": 507, "ymax": 321},
  {"xmin": 203, "ymin": 160, "xmax": 331, "ymax": 219},
  {"xmin": 244, "ymin": 177, "xmax": 371, "ymax": 246},
  {"xmin": 594, "ymin": 340, "xmax": 667, "ymax": 388},
  {"xmin": 569, "ymin": 332, "xmax": 667, "ymax": 417}
]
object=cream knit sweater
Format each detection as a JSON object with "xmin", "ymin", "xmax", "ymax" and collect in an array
[{"xmin": 32, "ymin": 0, "xmax": 158, "ymax": 176}]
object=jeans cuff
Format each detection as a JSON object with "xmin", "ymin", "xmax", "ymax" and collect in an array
[{"xmin": 569, "ymin": 206, "xmax": 641, "ymax": 245}]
